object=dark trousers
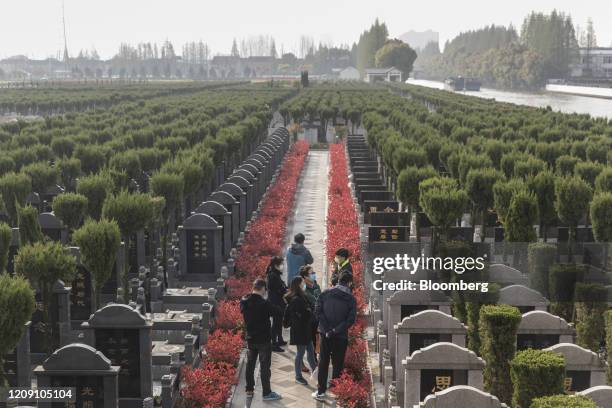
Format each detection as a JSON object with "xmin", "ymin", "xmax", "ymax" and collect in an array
[
  {"xmin": 270, "ymin": 313, "xmax": 284, "ymax": 344},
  {"xmin": 317, "ymin": 336, "xmax": 348, "ymax": 394},
  {"xmin": 245, "ymin": 342, "xmax": 272, "ymax": 396}
]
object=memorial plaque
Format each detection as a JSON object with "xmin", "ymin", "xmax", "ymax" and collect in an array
[
  {"xmin": 95, "ymin": 329, "xmax": 141, "ymax": 398},
  {"xmin": 421, "ymin": 369, "xmax": 454, "ymax": 399},
  {"xmin": 50, "ymin": 375, "xmax": 104, "ymax": 408},
  {"xmin": 401, "ymin": 305, "xmax": 428, "ymax": 320},
  {"xmin": 71, "ymin": 266, "xmax": 93, "ymax": 321},
  {"xmin": 368, "ymin": 226, "xmax": 409, "ymax": 242},
  {"xmin": 565, "ymin": 371, "xmax": 590, "ymax": 393},
  {"xmin": 31, "ymin": 292, "xmax": 60, "ymax": 354},
  {"xmin": 186, "ymin": 230, "xmax": 215, "ymax": 274},
  {"xmin": 409, "ymin": 333, "xmax": 443, "ymax": 355},
  {"xmin": 517, "ymin": 334, "xmax": 560, "ymax": 351}
]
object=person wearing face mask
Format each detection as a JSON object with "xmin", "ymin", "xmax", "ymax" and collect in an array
[
  {"xmin": 240, "ymin": 279, "xmax": 284, "ymax": 401},
  {"xmin": 283, "ymin": 276, "xmax": 318, "ymax": 385},
  {"xmin": 299, "ymin": 265, "xmax": 321, "ymax": 359},
  {"xmin": 265, "ymin": 255, "xmax": 288, "ymax": 351},
  {"xmin": 330, "ymin": 248, "xmax": 353, "ymax": 286},
  {"xmin": 285, "ymin": 233, "xmax": 314, "ymax": 285}
]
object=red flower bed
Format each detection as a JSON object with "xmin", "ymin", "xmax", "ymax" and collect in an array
[
  {"xmin": 326, "ymin": 143, "xmax": 371, "ymax": 407},
  {"xmin": 180, "ymin": 141, "xmax": 309, "ymax": 408}
]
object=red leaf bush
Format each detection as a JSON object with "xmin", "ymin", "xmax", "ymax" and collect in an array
[
  {"xmin": 180, "ymin": 141, "xmax": 309, "ymax": 407},
  {"xmin": 327, "ymin": 143, "xmax": 371, "ymax": 407}
]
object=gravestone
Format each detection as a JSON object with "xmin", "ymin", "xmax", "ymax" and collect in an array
[
  {"xmin": 193, "ymin": 201, "xmax": 232, "ymax": 260},
  {"xmin": 517, "ymin": 311, "xmax": 574, "ymax": 350},
  {"xmin": 369, "ymin": 212, "xmax": 411, "ymax": 227},
  {"xmin": 38, "ymin": 212, "xmax": 68, "ymax": 243},
  {"xmin": 68, "ymin": 247, "xmax": 94, "ymax": 324},
  {"xmin": 498, "ymin": 285, "xmax": 549, "ymax": 313},
  {"xmin": 81, "ymin": 303, "xmax": 153, "ymax": 407},
  {"xmin": 100, "ymin": 243, "xmax": 125, "ymax": 305},
  {"xmin": 418, "ymin": 386, "xmax": 508, "ymax": 408},
  {"xmin": 360, "ymin": 190, "xmax": 394, "ymax": 204},
  {"xmin": 364, "ymin": 200, "xmax": 399, "ymax": 224},
  {"xmin": 402, "ymin": 342, "xmax": 485, "ymax": 408},
  {"xmin": 217, "ymin": 182, "xmax": 246, "ymax": 244},
  {"xmin": 239, "ymin": 163, "xmax": 262, "ymax": 203},
  {"xmin": 30, "ymin": 281, "xmax": 71, "ymax": 364},
  {"xmin": 34, "ymin": 343, "xmax": 119, "ymax": 408},
  {"xmin": 26, "ymin": 192, "xmax": 41, "ymax": 212},
  {"xmin": 2, "ymin": 322, "xmax": 31, "ymax": 387},
  {"xmin": 386, "ymin": 289, "xmax": 452, "ymax": 365},
  {"xmin": 177, "ymin": 213, "xmax": 222, "ymax": 282},
  {"xmin": 488, "ymin": 264, "xmax": 528, "ymax": 287},
  {"xmin": 224, "ymin": 177, "xmax": 251, "ymax": 229},
  {"xmin": 245, "ymin": 157, "xmax": 269, "ymax": 185},
  {"xmin": 577, "ymin": 385, "xmax": 612, "ymax": 408},
  {"xmin": 232, "ymin": 169, "xmax": 257, "ymax": 214},
  {"xmin": 394, "ymin": 310, "xmax": 467, "ymax": 397},
  {"xmin": 545, "ymin": 343, "xmax": 607, "ymax": 392}
]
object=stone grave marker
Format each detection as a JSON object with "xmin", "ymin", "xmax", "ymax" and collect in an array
[
  {"xmin": 224, "ymin": 177, "xmax": 251, "ymax": 229},
  {"xmin": 177, "ymin": 213, "xmax": 222, "ymax": 282},
  {"xmin": 364, "ymin": 200, "xmax": 400, "ymax": 224},
  {"xmin": 369, "ymin": 211, "xmax": 411, "ymax": 227},
  {"xmin": 498, "ymin": 285, "xmax": 549, "ymax": 313},
  {"xmin": 517, "ymin": 310, "xmax": 574, "ymax": 350},
  {"xmin": 402, "ymin": 342, "xmax": 485, "ymax": 408},
  {"xmin": 545, "ymin": 343, "xmax": 607, "ymax": 393},
  {"xmin": 217, "ymin": 182, "xmax": 246, "ymax": 243},
  {"xmin": 488, "ymin": 264, "xmax": 528, "ymax": 287},
  {"xmin": 2, "ymin": 322, "xmax": 31, "ymax": 387},
  {"xmin": 68, "ymin": 247, "xmax": 94, "ymax": 324},
  {"xmin": 34, "ymin": 343, "xmax": 119, "ymax": 408},
  {"xmin": 417, "ymin": 386, "xmax": 508, "ymax": 408},
  {"xmin": 81, "ymin": 303, "xmax": 153, "ymax": 406},
  {"xmin": 368, "ymin": 226, "xmax": 410, "ymax": 242},
  {"xmin": 193, "ymin": 201, "xmax": 232, "ymax": 260},
  {"xmin": 577, "ymin": 385, "xmax": 612, "ymax": 408},
  {"xmin": 38, "ymin": 212, "xmax": 68, "ymax": 243}
]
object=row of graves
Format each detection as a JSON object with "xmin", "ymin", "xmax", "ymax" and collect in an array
[
  {"xmin": 1, "ymin": 128, "xmax": 292, "ymax": 408},
  {"xmin": 344, "ymin": 134, "xmax": 612, "ymax": 408}
]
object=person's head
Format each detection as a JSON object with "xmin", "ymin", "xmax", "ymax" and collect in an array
[
  {"xmin": 252, "ymin": 278, "xmax": 267, "ymax": 296},
  {"xmin": 334, "ymin": 248, "xmax": 350, "ymax": 264},
  {"xmin": 299, "ymin": 265, "xmax": 314, "ymax": 281},
  {"xmin": 288, "ymin": 276, "xmax": 306, "ymax": 297},
  {"xmin": 267, "ymin": 256, "xmax": 283, "ymax": 272},
  {"xmin": 338, "ymin": 271, "xmax": 353, "ymax": 288},
  {"xmin": 294, "ymin": 233, "xmax": 305, "ymax": 244}
]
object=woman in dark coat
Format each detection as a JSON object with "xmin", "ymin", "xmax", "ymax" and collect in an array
[
  {"xmin": 283, "ymin": 276, "xmax": 318, "ymax": 385},
  {"xmin": 266, "ymin": 256, "xmax": 287, "ymax": 351}
]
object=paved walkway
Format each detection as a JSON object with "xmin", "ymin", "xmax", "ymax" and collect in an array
[{"xmin": 232, "ymin": 149, "xmax": 331, "ymax": 407}]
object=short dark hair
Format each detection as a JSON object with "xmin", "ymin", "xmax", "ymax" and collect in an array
[
  {"xmin": 339, "ymin": 271, "xmax": 353, "ymax": 286},
  {"xmin": 335, "ymin": 248, "xmax": 350, "ymax": 259},
  {"xmin": 253, "ymin": 279, "xmax": 267, "ymax": 291},
  {"xmin": 298, "ymin": 265, "xmax": 313, "ymax": 278},
  {"xmin": 294, "ymin": 233, "xmax": 305, "ymax": 244}
]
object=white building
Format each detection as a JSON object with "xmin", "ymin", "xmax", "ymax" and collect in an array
[
  {"xmin": 570, "ymin": 48, "xmax": 612, "ymax": 78},
  {"xmin": 364, "ymin": 67, "xmax": 402, "ymax": 83},
  {"xmin": 338, "ymin": 66, "xmax": 360, "ymax": 80}
]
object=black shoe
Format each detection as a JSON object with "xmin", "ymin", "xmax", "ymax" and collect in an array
[
  {"xmin": 272, "ymin": 346, "xmax": 285, "ymax": 352},
  {"xmin": 277, "ymin": 340, "xmax": 287, "ymax": 346}
]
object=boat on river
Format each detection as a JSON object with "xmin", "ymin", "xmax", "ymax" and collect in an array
[{"xmin": 444, "ymin": 76, "xmax": 482, "ymax": 91}]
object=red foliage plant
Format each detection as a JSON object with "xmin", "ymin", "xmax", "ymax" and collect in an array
[
  {"xmin": 326, "ymin": 143, "xmax": 371, "ymax": 407},
  {"xmin": 180, "ymin": 361, "xmax": 237, "ymax": 408},
  {"xmin": 204, "ymin": 330, "xmax": 243, "ymax": 365},
  {"xmin": 214, "ymin": 300, "xmax": 244, "ymax": 332}
]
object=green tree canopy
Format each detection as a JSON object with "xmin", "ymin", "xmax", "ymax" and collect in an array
[{"xmin": 375, "ymin": 39, "xmax": 417, "ymax": 78}]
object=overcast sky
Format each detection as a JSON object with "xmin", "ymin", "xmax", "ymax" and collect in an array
[{"xmin": 2, "ymin": 0, "xmax": 611, "ymax": 59}]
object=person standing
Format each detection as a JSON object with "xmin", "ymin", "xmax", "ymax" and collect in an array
[
  {"xmin": 330, "ymin": 247, "xmax": 353, "ymax": 286},
  {"xmin": 299, "ymin": 265, "xmax": 321, "ymax": 356},
  {"xmin": 240, "ymin": 279, "xmax": 283, "ymax": 401},
  {"xmin": 285, "ymin": 233, "xmax": 314, "ymax": 284},
  {"xmin": 266, "ymin": 255, "xmax": 287, "ymax": 351},
  {"xmin": 312, "ymin": 272, "xmax": 357, "ymax": 401},
  {"xmin": 283, "ymin": 276, "xmax": 318, "ymax": 385}
]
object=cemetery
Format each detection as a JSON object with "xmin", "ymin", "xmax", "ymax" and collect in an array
[{"xmin": 0, "ymin": 80, "xmax": 611, "ymax": 408}]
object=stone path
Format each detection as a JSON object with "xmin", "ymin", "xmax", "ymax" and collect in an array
[{"xmin": 232, "ymin": 149, "xmax": 331, "ymax": 407}]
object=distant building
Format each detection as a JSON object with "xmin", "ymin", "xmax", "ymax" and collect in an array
[
  {"xmin": 398, "ymin": 30, "xmax": 439, "ymax": 50},
  {"xmin": 334, "ymin": 66, "xmax": 360, "ymax": 80},
  {"xmin": 364, "ymin": 67, "xmax": 402, "ymax": 83},
  {"xmin": 570, "ymin": 48, "xmax": 612, "ymax": 78}
]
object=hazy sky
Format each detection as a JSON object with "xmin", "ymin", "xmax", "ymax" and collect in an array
[{"xmin": 2, "ymin": 0, "xmax": 611, "ymax": 59}]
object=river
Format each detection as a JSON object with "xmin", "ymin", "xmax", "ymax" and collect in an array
[{"xmin": 406, "ymin": 79, "xmax": 612, "ymax": 119}]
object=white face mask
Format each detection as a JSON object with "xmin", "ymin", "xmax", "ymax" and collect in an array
[
  {"xmin": 301, "ymin": 283, "xmax": 307, "ymax": 291},
  {"xmin": 309, "ymin": 273, "xmax": 317, "ymax": 281}
]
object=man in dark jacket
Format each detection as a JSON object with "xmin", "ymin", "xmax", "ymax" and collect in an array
[
  {"xmin": 285, "ymin": 233, "xmax": 314, "ymax": 284},
  {"xmin": 312, "ymin": 272, "xmax": 357, "ymax": 400},
  {"xmin": 330, "ymin": 247, "xmax": 353, "ymax": 286},
  {"xmin": 240, "ymin": 279, "xmax": 283, "ymax": 401}
]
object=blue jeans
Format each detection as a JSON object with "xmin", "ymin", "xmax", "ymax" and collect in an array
[{"xmin": 295, "ymin": 341, "xmax": 317, "ymax": 379}]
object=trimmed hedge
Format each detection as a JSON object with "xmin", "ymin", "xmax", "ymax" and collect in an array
[
  {"xmin": 479, "ymin": 304, "xmax": 522, "ymax": 405},
  {"xmin": 548, "ymin": 263, "xmax": 585, "ymax": 322},
  {"xmin": 511, "ymin": 349, "xmax": 565, "ymax": 408},
  {"xmin": 606, "ymin": 310, "xmax": 612, "ymax": 384},
  {"xmin": 574, "ymin": 283, "xmax": 607, "ymax": 352},
  {"xmin": 530, "ymin": 395, "xmax": 597, "ymax": 408},
  {"xmin": 527, "ymin": 243, "xmax": 556, "ymax": 297}
]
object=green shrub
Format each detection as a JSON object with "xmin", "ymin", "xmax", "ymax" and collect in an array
[
  {"xmin": 574, "ymin": 283, "xmax": 607, "ymax": 351},
  {"xmin": 575, "ymin": 161, "xmax": 604, "ymax": 187},
  {"xmin": 548, "ymin": 263, "xmax": 585, "ymax": 321},
  {"xmin": 17, "ymin": 204, "xmax": 42, "ymax": 245},
  {"xmin": 479, "ymin": 304, "xmax": 522, "ymax": 405},
  {"xmin": 594, "ymin": 167, "xmax": 612, "ymax": 193},
  {"xmin": 505, "ymin": 190, "xmax": 538, "ymax": 242},
  {"xmin": 590, "ymin": 193, "xmax": 612, "ymax": 242},
  {"xmin": 530, "ymin": 395, "xmax": 597, "ymax": 408},
  {"xmin": 0, "ymin": 222, "xmax": 12, "ymax": 272},
  {"xmin": 52, "ymin": 193, "xmax": 88, "ymax": 234},
  {"xmin": 0, "ymin": 172, "xmax": 32, "ymax": 226},
  {"xmin": 76, "ymin": 173, "xmax": 113, "ymax": 220},
  {"xmin": 511, "ymin": 349, "xmax": 565, "ymax": 408},
  {"xmin": 527, "ymin": 243, "xmax": 556, "ymax": 297},
  {"xmin": 21, "ymin": 162, "xmax": 59, "ymax": 193}
]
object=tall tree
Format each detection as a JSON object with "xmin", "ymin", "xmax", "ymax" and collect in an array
[
  {"xmin": 231, "ymin": 38, "xmax": 240, "ymax": 57},
  {"xmin": 374, "ymin": 39, "xmax": 417, "ymax": 77}
]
